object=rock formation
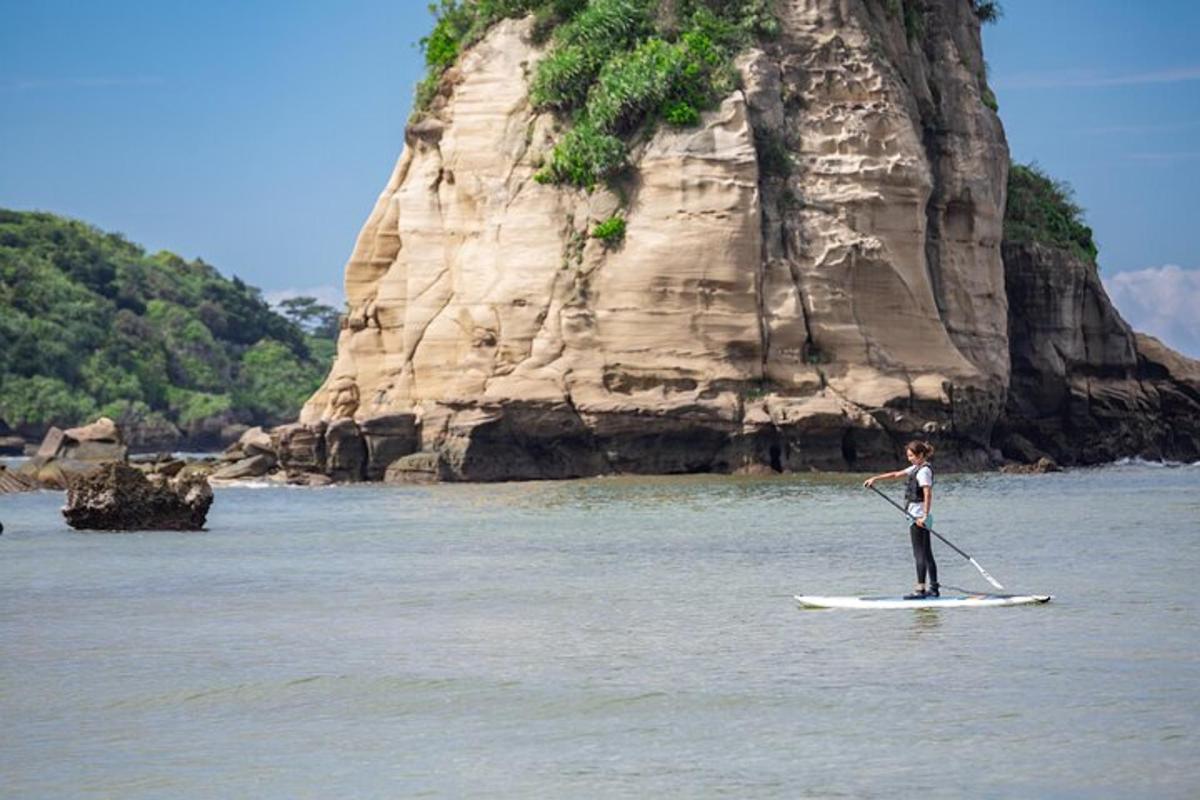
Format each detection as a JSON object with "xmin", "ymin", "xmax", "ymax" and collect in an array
[
  {"xmin": 20, "ymin": 416, "xmax": 130, "ymax": 488},
  {"xmin": 295, "ymin": 2, "xmax": 1197, "ymax": 481},
  {"xmin": 999, "ymin": 242, "xmax": 1200, "ymax": 464},
  {"xmin": 0, "ymin": 464, "xmax": 39, "ymax": 494},
  {"xmin": 62, "ymin": 463, "xmax": 213, "ymax": 531}
]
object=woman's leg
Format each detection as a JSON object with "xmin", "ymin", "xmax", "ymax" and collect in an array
[
  {"xmin": 909, "ymin": 523, "xmax": 928, "ymax": 586},
  {"xmin": 924, "ymin": 533, "xmax": 938, "ymax": 590}
]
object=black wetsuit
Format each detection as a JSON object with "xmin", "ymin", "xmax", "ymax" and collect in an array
[{"xmin": 906, "ymin": 467, "xmax": 937, "ymax": 589}]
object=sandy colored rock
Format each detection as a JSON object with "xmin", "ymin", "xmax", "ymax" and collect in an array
[
  {"xmin": 325, "ymin": 419, "xmax": 365, "ymax": 481},
  {"xmin": 34, "ymin": 417, "xmax": 128, "ymax": 466},
  {"xmin": 272, "ymin": 423, "xmax": 326, "ymax": 472},
  {"xmin": 0, "ymin": 464, "xmax": 39, "ymax": 494},
  {"xmin": 296, "ymin": 7, "xmax": 1197, "ymax": 480},
  {"xmin": 238, "ymin": 426, "xmax": 274, "ymax": 456},
  {"xmin": 211, "ymin": 454, "xmax": 276, "ymax": 481}
]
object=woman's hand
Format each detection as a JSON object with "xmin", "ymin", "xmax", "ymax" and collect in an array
[
  {"xmin": 914, "ymin": 515, "xmax": 927, "ymax": 528},
  {"xmin": 863, "ymin": 477, "xmax": 876, "ymax": 488}
]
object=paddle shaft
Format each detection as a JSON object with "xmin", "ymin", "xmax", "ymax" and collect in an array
[
  {"xmin": 869, "ymin": 484, "xmax": 970, "ymax": 558},
  {"xmin": 867, "ymin": 484, "xmax": 1005, "ymax": 590}
]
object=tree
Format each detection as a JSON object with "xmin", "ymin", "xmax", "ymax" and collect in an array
[{"xmin": 277, "ymin": 295, "xmax": 342, "ymax": 339}]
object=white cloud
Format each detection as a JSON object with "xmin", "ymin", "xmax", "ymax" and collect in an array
[
  {"xmin": 264, "ymin": 284, "xmax": 346, "ymax": 311},
  {"xmin": 1104, "ymin": 265, "xmax": 1200, "ymax": 358}
]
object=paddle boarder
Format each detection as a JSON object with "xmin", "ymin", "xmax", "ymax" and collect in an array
[{"xmin": 863, "ymin": 441, "xmax": 938, "ymax": 599}]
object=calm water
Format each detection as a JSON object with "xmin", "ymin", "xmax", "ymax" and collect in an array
[{"xmin": 2, "ymin": 464, "xmax": 1198, "ymax": 798}]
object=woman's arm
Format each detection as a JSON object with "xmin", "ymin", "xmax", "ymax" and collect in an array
[
  {"xmin": 862, "ymin": 469, "xmax": 907, "ymax": 487},
  {"xmin": 915, "ymin": 485, "xmax": 933, "ymax": 526}
]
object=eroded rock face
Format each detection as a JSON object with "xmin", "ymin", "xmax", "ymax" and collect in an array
[
  {"xmin": 297, "ymin": 5, "xmax": 1014, "ymax": 479},
  {"xmin": 999, "ymin": 242, "xmax": 1200, "ymax": 464},
  {"xmin": 62, "ymin": 463, "xmax": 213, "ymax": 531}
]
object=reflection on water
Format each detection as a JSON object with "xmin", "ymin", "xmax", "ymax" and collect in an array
[
  {"xmin": 908, "ymin": 608, "xmax": 944, "ymax": 636},
  {"xmin": 1, "ymin": 464, "xmax": 1198, "ymax": 798}
]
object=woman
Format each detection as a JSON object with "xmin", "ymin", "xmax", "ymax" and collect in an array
[{"xmin": 863, "ymin": 441, "xmax": 938, "ymax": 599}]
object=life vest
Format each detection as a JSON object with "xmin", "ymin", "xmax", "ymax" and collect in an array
[{"xmin": 905, "ymin": 465, "xmax": 932, "ymax": 505}]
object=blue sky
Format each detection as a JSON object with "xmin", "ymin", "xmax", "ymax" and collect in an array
[{"xmin": 2, "ymin": 0, "xmax": 1197, "ymax": 355}]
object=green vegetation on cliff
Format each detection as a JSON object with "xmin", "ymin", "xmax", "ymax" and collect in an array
[
  {"xmin": 0, "ymin": 210, "xmax": 335, "ymax": 441},
  {"xmin": 416, "ymin": 0, "xmax": 777, "ymax": 188},
  {"xmin": 1004, "ymin": 163, "xmax": 1099, "ymax": 264}
]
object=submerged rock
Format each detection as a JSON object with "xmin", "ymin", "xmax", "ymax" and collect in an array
[
  {"xmin": 999, "ymin": 457, "xmax": 1062, "ymax": 475},
  {"xmin": 62, "ymin": 463, "xmax": 213, "ymax": 531}
]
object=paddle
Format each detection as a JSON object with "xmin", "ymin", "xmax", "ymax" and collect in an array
[{"xmin": 866, "ymin": 484, "xmax": 1005, "ymax": 590}]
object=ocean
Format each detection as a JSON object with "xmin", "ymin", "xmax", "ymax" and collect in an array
[{"xmin": 2, "ymin": 462, "xmax": 1198, "ymax": 798}]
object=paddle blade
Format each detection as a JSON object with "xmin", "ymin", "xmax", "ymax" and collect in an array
[{"xmin": 970, "ymin": 557, "xmax": 1005, "ymax": 590}]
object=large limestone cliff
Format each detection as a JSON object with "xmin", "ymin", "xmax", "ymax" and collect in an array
[{"xmin": 302, "ymin": 2, "xmax": 1010, "ymax": 479}]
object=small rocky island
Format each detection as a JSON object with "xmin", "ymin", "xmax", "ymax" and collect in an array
[{"xmin": 63, "ymin": 463, "xmax": 213, "ymax": 531}]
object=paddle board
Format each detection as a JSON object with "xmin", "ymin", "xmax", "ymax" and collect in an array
[{"xmin": 794, "ymin": 593, "xmax": 1052, "ymax": 610}]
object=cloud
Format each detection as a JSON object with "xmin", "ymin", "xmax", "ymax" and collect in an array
[
  {"xmin": 996, "ymin": 65, "xmax": 1200, "ymax": 90},
  {"xmin": 264, "ymin": 285, "xmax": 346, "ymax": 311},
  {"xmin": 1103, "ymin": 265, "xmax": 1200, "ymax": 358}
]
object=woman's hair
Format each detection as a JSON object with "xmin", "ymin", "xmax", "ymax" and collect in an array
[{"xmin": 905, "ymin": 440, "xmax": 935, "ymax": 459}]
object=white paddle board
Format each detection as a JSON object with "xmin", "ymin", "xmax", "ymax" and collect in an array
[{"xmin": 794, "ymin": 593, "xmax": 1052, "ymax": 610}]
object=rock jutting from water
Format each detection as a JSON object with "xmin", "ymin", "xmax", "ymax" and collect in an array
[
  {"xmin": 62, "ymin": 463, "xmax": 213, "ymax": 531},
  {"xmin": 19, "ymin": 416, "xmax": 130, "ymax": 489},
  {"xmin": 282, "ymin": 2, "xmax": 1199, "ymax": 482}
]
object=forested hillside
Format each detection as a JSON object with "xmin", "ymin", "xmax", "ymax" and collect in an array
[{"xmin": 0, "ymin": 210, "xmax": 336, "ymax": 448}]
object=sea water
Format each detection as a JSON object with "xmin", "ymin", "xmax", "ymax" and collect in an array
[{"xmin": 2, "ymin": 463, "xmax": 1198, "ymax": 798}]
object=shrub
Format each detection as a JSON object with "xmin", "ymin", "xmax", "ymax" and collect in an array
[
  {"xmin": 0, "ymin": 375, "xmax": 98, "ymax": 430},
  {"xmin": 1005, "ymin": 163, "xmax": 1098, "ymax": 263},
  {"xmin": 972, "ymin": 1, "xmax": 1003, "ymax": 24},
  {"xmin": 531, "ymin": 2, "xmax": 777, "ymax": 187},
  {"xmin": 530, "ymin": 0, "xmax": 650, "ymax": 112},
  {"xmin": 536, "ymin": 120, "xmax": 628, "ymax": 187},
  {"xmin": 982, "ymin": 86, "xmax": 998, "ymax": 112},
  {"xmin": 592, "ymin": 216, "xmax": 626, "ymax": 244},
  {"xmin": 663, "ymin": 100, "xmax": 700, "ymax": 126}
]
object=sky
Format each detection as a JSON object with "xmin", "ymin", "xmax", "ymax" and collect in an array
[{"xmin": 1, "ymin": 0, "xmax": 1197, "ymax": 355}]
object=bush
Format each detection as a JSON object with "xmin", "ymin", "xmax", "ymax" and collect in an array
[
  {"xmin": 0, "ymin": 375, "xmax": 97, "ymax": 430},
  {"xmin": 232, "ymin": 339, "xmax": 327, "ymax": 424},
  {"xmin": 982, "ymin": 86, "xmax": 998, "ymax": 112},
  {"xmin": 536, "ymin": 120, "xmax": 628, "ymax": 187},
  {"xmin": 527, "ymin": 2, "xmax": 775, "ymax": 187},
  {"xmin": 1004, "ymin": 163, "xmax": 1098, "ymax": 263},
  {"xmin": 972, "ymin": 1, "xmax": 1003, "ymax": 24},
  {"xmin": 592, "ymin": 216, "xmax": 626, "ymax": 244},
  {"xmin": 663, "ymin": 100, "xmax": 700, "ymax": 126},
  {"xmin": 530, "ymin": 0, "xmax": 650, "ymax": 112}
]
